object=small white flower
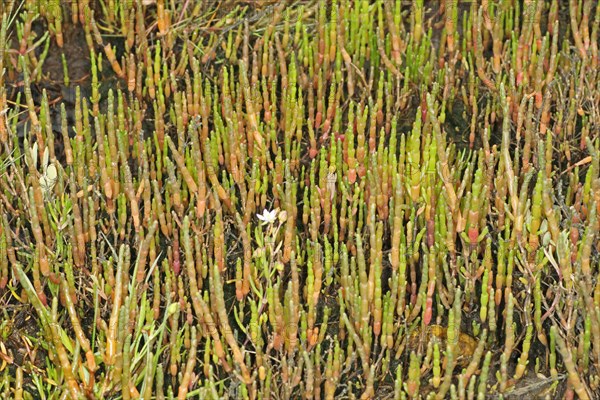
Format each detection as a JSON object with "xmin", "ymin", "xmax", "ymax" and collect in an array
[
  {"xmin": 257, "ymin": 208, "xmax": 279, "ymax": 225},
  {"xmin": 24, "ymin": 141, "xmax": 57, "ymax": 199},
  {"xmin": 39, "ymin": 163, "xmax": 57, "ymax": 197},
  {"xmin": 39, "ymin": 147, "xmax": 57, "ymax": 198}
]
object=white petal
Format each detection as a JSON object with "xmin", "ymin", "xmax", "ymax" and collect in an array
[
  {"xmin": 43, "ymin": 147, "xmax": 49, "ymax": 169},
  {"xmin": 39, "ymin": 176, "xmax": 49, "ymax": 191},
  {"xmin": 32, "ymin": 142, "xmax": 38, "ymax": 169},
  {"xmin": 46, "ymin": 164, "xmax": 57, "ymax": 180}
]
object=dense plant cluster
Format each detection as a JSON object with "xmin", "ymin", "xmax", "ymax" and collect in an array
[{"xmin": 0, "ymin": 0, "xmax": 599, "ymax": 399}]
